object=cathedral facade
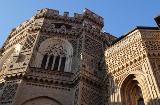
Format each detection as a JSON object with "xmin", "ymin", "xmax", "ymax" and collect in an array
[{"xmin": 0, "ymin": 8, "xmax": 160, "ymax": 105}]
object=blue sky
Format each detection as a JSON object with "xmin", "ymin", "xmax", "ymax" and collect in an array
[{"xmin": 0, "ymin": 1, "xmax": 160, "ymax": 47}]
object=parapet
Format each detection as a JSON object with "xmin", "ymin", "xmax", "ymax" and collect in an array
[
  {"xmin": 7, "ymin": 8, "xmax": 105, "ymax": 36},
  {"xmin": 2, "ymin": 8, "xmax": 107, "ymax": 50},
  {"xmin": 33, "ymin": 8, "xmax": 83, "ymax": 23},
  {"xmin": 33, "ymin": 8, "xmax": 104, "ymax": 27},
  {"xmin": 82, "ymin": 8, "xmax": 104, "ymax": 27}
]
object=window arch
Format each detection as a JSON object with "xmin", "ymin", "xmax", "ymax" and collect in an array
[
  {"xmin": 22, "ymin": 96, "xmax": 63, "ymax": 105},
  {"xmin": 0, "ymin": 44, "xmax": 21, "ymax": 78},
  {"xmin": 35, "ymin": 38, "xmax": 73, "ymax": 72},
  {"xmin": 0, "ymin": 48, "xmax": 14, "ymax": 69}
]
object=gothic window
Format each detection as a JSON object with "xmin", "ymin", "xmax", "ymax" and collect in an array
[
  {"xmin": 41, "ymin": 55, "xmax": 66, "ymax": 71},
  {"xmin": 41, "ymin": 54, "xmax": 48, "ymax": 69},
  {"xmin": 53, "ymin": 55, "xmax": 60, "ymax": 71},
  {"xmin": 47, "ymin": 56, "xmax": 53, "ymax": 70},
  {"xmin": 60, "ymin": 57, "xmax": 66, "ymax": 71},
  {"xmin": 35, "ymin": 38, "xmax": 73, "ymax": 72}
]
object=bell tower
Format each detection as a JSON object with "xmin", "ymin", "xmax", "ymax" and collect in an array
[{"xmin": 0, "ymin": 8, "xmax": 115, "ymax": 105}]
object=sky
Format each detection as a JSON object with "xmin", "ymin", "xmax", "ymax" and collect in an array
[{"xmin": 0, "ymin": 1, "xmax": 160, "ymax": 47}]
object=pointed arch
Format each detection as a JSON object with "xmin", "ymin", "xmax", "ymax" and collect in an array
[
  {"xmin": 119, "ymin": 71, "xmax": 148, "ymax": 105},
  {"xmin": 0, "ymin": 44, "xmax": 21, "ymax": 69},
  {"xmin": 118, "ymin": 70, "xmax": 146, "ymax": 88},
  {"xmin": 22, "ymin": 96, "xmax": 63, "ymax": 105},
  {"xmin": 35, "ymin": 37, "xmax": 73, "ymax": 72},
  {"xmin": 0, "ymin": 48, "xmax": 14, "ymax": 69}
]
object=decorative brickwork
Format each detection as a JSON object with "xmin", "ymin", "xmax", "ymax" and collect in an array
[
  {"xmin": 74, "ymin": 85, "xmax": 79, "ymax": 105},
  {"xmin": 0, "ymin": 8, "xmax": 160, "ymax": 105},
  {"xmin": 0, "ymin": 84, "xmax": 18, "ymax": 104},
  {"xmin": 22, "ymin": 34, "xmax": 37, "ymax": 50},
  {"xmin": 84, "ymin": 35, "xmax": 103, "ymax": 58},
  {"xmin": 68, "ymin": 39, "xmax": 78, "ymax": 56},
  {"xmin": 106, "ymin": 29, "xmax": 160, "ymax": 105},
  {"xmin": 81, "ymin": 83, "xmax": 103, "ymax": 105}
]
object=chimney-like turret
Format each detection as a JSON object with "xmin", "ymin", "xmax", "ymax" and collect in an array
[{"xmin": 154, "ymin": 14, "xmax": 160, "ymax": 29}]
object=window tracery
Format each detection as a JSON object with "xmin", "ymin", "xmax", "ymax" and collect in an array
[
  {"xmin": 35, "ymin": 38, "xmax": 73, "ymax": 72},
  {"xmin": 41, "ymin": 44, "xmax": 67, "ymax": 71},
  {"xmin": 22, "ymin": 34, "xmax": 37, "ymax": 50}
]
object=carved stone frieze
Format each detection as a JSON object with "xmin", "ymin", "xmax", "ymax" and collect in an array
[
  {"xmin": 105, "ymin": 31, "xmax": 141, "ymax": 56},
  {"xmin": 83, "ymin": 21, "xmax": 101, "ymax": 34},
  {"xmin": 140, "ymin": 30, "xmax": 160, "ymax": 38},
  {"xmin": 39, "ymin": 23, "xmax": 82, "ymax": 36},
  {"xmin": 106, "ymin": 40, "xmax": 146, "ymax": 70},
  {"xmin": 27, "ymin": 67, "xmax": 73, "ymax": 82},
  {"xmin": 143, "ymin": 40, "xmax": 160, "ymax": 51}
]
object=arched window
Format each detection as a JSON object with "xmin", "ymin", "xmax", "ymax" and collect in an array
[
  {"xmin": 41, "ymin": 54, "xmax": 48, "ymax": 69},
  {"xmin": 53, "ymin": 55, "xmax": 60, "ymax": 71},
  {"xmin": 47, "ymin": 55, "xmax": 53, "ymax": 70},
  {"xmin": 35, "ymin": 38, "xmax": 73, "ymax": 72},
  {"xmin": 41, "ymin": 55, "xmax": 66, "ymax": 71},
  {"xmin": 0, "ymin": 44, "xmax": 21, "ymax": 78},
  {"xmin": 60, "ymin": 57, "xmax": 66, "ymax": 71}
]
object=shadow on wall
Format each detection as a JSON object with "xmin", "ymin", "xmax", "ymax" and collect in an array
[
  {"xmin": 109, "ymin": 96, "xmax": 160, "ymax": 105},
  {"xmin": 110, "ymin": 99, "xmax": 160, "ymax": 105},
  {"xmin": 106, "ymin": 68, "xmax": 160, "ymax": 105},
  {"xmin": 149, "ymin": 99, "xmax": 160, "ymax": 105},
  {"xmin": 21, "ymin": 96, "xmax": 63, "ymax": 105}
]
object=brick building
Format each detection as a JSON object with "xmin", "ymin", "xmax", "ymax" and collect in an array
[{"xmin": 0, "ymin": 8, "xmax": 160, "ymax": 105}]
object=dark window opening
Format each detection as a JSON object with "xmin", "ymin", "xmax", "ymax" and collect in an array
[
  {"xmin": 41, "ymin": 54, "xmax": 48, "ymax": 69},
  {"xmin": 137, "ymin": 98, "xmax": 145, "ymax": 105},
  {"xmin": 54, "ymin": 23, "xmax": 72, "ymax": 29},
  {"xmin": 16, "ymin": 54, "xmax": 26, "ymax": 63},
  {"xmin": 158, "ymin": 65, "xmax": 160, "ymax": 70},
  {"xmin": 60, "ymin": 57, "xmax": 66, "ymax": 71},
  {"xmin": 53, "ymin": 56, "xmax": 60, "ymax": 70},
  {"xmin": 47, "ymin": 56, "xmax": 54, "ymax": 70}
]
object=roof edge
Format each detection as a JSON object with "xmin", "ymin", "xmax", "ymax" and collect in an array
[
  {"xmin": 124, "ymin": 26, "xmax": 159, "ymax": 36},
  {"xmin": 112, "ymin": 26, "xmax": 159, "ymax": 45}
]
